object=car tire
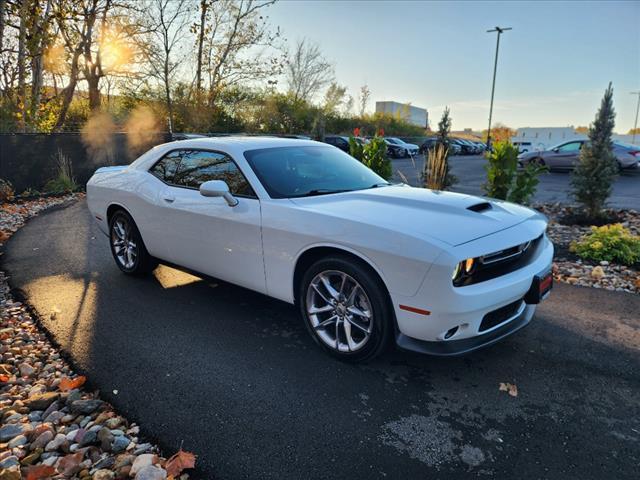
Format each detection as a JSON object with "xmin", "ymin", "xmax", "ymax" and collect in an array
[
  {"xmin": 109, "ymin": 210, "xmax": 158, "ymax": 275},
  {"xmin": 299, "ymin": 255, "xmax": 393, "ymax": 362}
]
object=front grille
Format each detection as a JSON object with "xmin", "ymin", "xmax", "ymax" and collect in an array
[
  {"xmin": 479, "ymin": 299, "xmax": 523, "ymax": 332},
  {"xmin": 454, "ymin": 234, "xmax": 543, "ymax": 287}
]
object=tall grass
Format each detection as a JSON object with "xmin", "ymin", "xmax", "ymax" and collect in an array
[
  {"xmin": 423, "ymin": 144, "xmax": 449, "ymax": 190},
  {"xmin": 44, "ymin": 149, "xmax": 78, "ymax": 193}
]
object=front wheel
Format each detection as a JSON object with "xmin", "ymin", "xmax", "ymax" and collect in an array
[
  {"xmin": 109, "ymin": 210, "xmax": 157, "ymax": 275},
  {"xmin": 299, "ymin": 256, "xmax": 392, "ymax": 362}
]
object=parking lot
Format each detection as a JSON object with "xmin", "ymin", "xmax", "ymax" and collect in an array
[
  {"xmin": 4, "ymin": 201, "xmax": 640, "ymax": 479},
  {"xmin": 392, "ymin": 154, "xmax": 640, "ymax": 210}
]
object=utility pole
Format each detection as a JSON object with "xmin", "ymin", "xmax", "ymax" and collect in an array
[
  {"xmin": 486, "ymin": 26, "xmax": 512, "ymax": 150},
  {"xmin": 631, "ymin": 91, "xmax": 640, "ymax": 145}
]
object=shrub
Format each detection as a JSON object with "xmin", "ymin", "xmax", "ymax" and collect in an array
[
  {"xmin": 349, "ymin": 129, "xmax": 392, "ymax": 180},
  {"xmin": 423, "ymin": 143, "xmax": 448, "ymax": 190},
  {"xmin": 570, "ymin": 224, "xmax": 640, "ymax": 266},
  {"xmin": 44, "ymin": 149, "xmax": 78, "ymax": 193},
  {"xmin": 483, "ymin": 140, "xmax": 547, "ymax": 204},
  {"xmin": 0, "ymin": 179, "xmax": 15, "ymax": 202},
  {"xmin": 570, "ymin": 83, "xmax": 618, "ymax": 220},
  {"xmin": 435, "ymin": 107, "xmax": 456, "ymax": 188}
]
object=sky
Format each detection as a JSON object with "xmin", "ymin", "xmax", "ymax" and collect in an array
[{"xmin": 267, "ymin": 0, "xmax": 640, "ymax": 132}]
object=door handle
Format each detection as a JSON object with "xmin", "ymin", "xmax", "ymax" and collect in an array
[{"xmin": 163, "ymin": 196, "xmax": 175, "ymax": 203}]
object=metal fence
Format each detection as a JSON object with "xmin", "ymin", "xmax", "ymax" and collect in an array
[{"xmin": 0, "ymin": 132, "xmax": 171, "ymax": 193}]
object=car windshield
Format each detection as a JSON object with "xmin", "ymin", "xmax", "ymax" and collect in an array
[
  {"xmin": 386, "ymin": 137, "xmax": 402, "ymax": 144},
  {"xmin": 244, "ymin": 146, "xmax": 389, "ymax": 199}
]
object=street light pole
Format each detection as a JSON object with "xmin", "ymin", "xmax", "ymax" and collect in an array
[
  {"xmin": 631, "ymin": 91, "xmax": 640, "ymax": 145},
  {"xmin": 486, "ymin": 26, "xmax": 512, "ymax": 150}
]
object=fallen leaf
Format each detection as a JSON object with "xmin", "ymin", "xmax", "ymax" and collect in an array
[
  {"xmin": 59, "ymin": 375, "xmax": 86, "ymax": 391},
  {"xmin": 499, "ymin": 382, "xmax": 518, "ymax": 397},
  {"xmin": 0, "ymin": 374, "xmax": 9, "ymax": 382},
  {"xmin": 0, "ymin": 231, "xmax": 9, "ymax": 243},
  {"xmin": 165, "ymin": 449, "xmax": 197, "ymax": 477},
  {"xmin": 57, "ymin": 452, "xmax": 84, "ymax": 476},
  {"xmin": 25, "ymin": 465, "xmax": 56, "ymax": 480}
]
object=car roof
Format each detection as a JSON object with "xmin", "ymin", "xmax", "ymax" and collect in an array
[
  {"xmin": 167, "ymin": 135, "xmax": 321, "ymax": 151},
  {"xmin": 130, "ymin": 136, "xmax": 325, "ymax": 171}
]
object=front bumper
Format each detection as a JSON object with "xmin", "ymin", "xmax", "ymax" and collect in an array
[
  {"xmin": 396, "ymin": 303, "xmax": 534, "ymax": 356},
  {"xmin": 390, "ymin": 222, "xmax": 553, "ymax": 352}
]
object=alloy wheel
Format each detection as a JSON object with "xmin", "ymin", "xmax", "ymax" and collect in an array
[
  {"xmin": 111, "ymin": 217, "xmax": 138, "ymax": 269},
  {"xmin": 305, "ymin": 270, "xmax": 373, "ymax": 353}
]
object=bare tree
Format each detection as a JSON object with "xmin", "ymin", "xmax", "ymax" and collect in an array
[
  {"xmin": 286, "ymin": 38, "xmax": 333, "ymax": 103},
  {"xmin": 322, "ymin": 82, "xmax": 347, "ymax": 116},
  {"xmin": 143, "ymin": 0, "xmax": 191, "ymax": 131},
  {"xmin": 358, "ymin": 84, "xmax": 370, "ymax": 117},
  {"xmin": 200, "ymin": 0, "xmax": 284, "ymax": 108}
]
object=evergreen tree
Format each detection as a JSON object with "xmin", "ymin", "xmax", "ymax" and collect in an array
[
  {"xmin": 570, "ymin": 83, "xmax": 617, "ymax": 220},
  {"xmin": 432, "ymin": 107, "xmax": 456, "ymax": 188}
]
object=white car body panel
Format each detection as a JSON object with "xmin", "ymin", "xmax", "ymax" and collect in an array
[{"xmin": 87, "ymin": 137, "xmax": 553, "ymax": 355}]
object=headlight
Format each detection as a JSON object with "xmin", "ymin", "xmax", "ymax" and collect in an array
[{"xmin": 452, "ymin": 258, "xmax": 476, "ymax": 284}]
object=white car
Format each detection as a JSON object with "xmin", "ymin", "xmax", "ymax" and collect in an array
[{"xmin": 87, "ymin": 137, "xmax": 554, "ymax": 362}]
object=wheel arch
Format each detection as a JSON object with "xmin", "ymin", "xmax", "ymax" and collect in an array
[
  {"xmin": 292, "ymin": 245, "xmax": 392, "ymax": 308},
  {"xmin": 106, "ymin": 202, "xmax": 133, "ymax": 224}
]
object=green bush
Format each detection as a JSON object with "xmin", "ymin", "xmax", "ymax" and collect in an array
[
  {"xmin": 483, "ymin": 140, "xmax": 546, "ymax": 204},
  {"xmin": 570, "ymin": 224, "xmax": 640, "ymax": 266},
  {"xmin": 349, "ymin": 130, "xmax": 392, "ymax": 180}
]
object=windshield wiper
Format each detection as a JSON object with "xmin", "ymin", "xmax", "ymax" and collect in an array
[
  {"xmin": 367, "ymin": 182, "xmax": 391, "ymax": 189},
  {"xmin": 301, "ymin": 189, "xmax": 354, "ymax": 197}
]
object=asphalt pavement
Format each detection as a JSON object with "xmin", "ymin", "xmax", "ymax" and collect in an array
[
  {"xmin": 392, "ymin": 154, "xmax": 640, "ymax": 209},
  {"xmin": 3, "ymin": 200, "xmax": 640, "ymax": 479}
]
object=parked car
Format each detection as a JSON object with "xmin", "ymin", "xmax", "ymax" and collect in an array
[
  {"xmin": 87, "ymin": 137, "xmax": 553, "ymax": 362},
  {"xmin": 451, "ymin": 138, "xmax": 476, "ymax": 155},
  {"xmin": 518, "ymin": 140, "xmax": 639, "ymax": 171},
  {"xmin": 324, "ymin": 135, "xmax": 351, "ymax": 153},
  {"xmin": 384, "ymin": 137, "xmax": 419, "ymax": 158},
  {"xmin": 419, "ymin": 138, "xmax": 462, "ymax": 155}
]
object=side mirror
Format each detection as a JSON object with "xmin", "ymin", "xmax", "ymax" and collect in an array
[
  {"xmin": 199, "ymin": 180, "xmax": 238, "ymax": 207},
  {"xmin": 552, "ymin": 148, "xmax": 559, "ymax": 153}
]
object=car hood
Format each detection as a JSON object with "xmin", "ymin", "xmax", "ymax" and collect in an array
[{"xmin": 289, "ymin": 185, "xmax": 539, "ymax": 247}]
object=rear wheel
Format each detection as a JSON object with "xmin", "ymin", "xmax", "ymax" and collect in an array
[
  {"xmin": 299, "ymin": 255, "xmax": 392, "ymax": 362},
  {"xmin": 109, "ymin": 210, "xmax": 157, "ymax": 275}
]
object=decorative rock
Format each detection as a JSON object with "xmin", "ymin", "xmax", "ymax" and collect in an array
[
  {"xmin": 18, "ymin": 362, "xmax": 35, "ymax": 377},
  {"xmin": 44, "ymin": 410, "xmax": 65, "ymax": 424},
  {"xmin": 7, "ymin": 434, "xmax": 27, "ymax": 448},
  {"xmin": 0, "ymin": 424, "xmax": 24, "ymax": 442},
  {"xmin": 45, "ymin": 433, "xmax": 67, "ymax": 451},
  {"xmin": 78, "ymin": 429, "xmax": 98, "ymax": 447},
  {"xmin": 94, "ymin": 469, "xmax": 116, "ymax": 480},
  {"xmin": 71, "ymin": 399, "xmax": 104, "ymax": 414},
  {"xmin": 111, "ymin": 435, "xmax": 130, "ymax": 453},
  {"xmin": 32, "ymin": 430, "xmax": 54, "ymax": 449},
  {"xmin": 130, "ymin": 454, "xmax": 158, "ymax": 476},
  {"xmin": 0, "ymin": 456, "xmax": 19, "ymax": 469},
  {"xmin": 98, "ymin": 427, "xmax": 114, "ymax": 451},
  {"xmin": 24, "ymin": 392, "xmax": 59, "ymax": 411},
  {"xmin": 20, "ymin": 449, "xmax": 42, "ymax": 465},
  {"xmin": 134, "ymin": 465, "xmax": 167, "ymax": 480},
  {"xmin": 0, "ymin": 466, "xmax": 21, "ymax": 480}
]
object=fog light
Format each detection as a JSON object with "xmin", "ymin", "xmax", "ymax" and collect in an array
[{"xmin": 444, "ymin": 326, "xmax": 459, "ymax": 339}]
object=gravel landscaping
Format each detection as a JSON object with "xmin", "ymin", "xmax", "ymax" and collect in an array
[
  {"xmin": 536, "ymin": 203, "xmax": 640, "ymax": 294},
  {"xmin": 1, "ymin": 196, "xmax": 194, "ymax": 480}
]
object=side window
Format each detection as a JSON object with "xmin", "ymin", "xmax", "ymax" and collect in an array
[
  {"xmin": 173, "ymin": 150, "xmax": 256, "ymax": 198},
  {"xmin": 558, "ymin": 142, "xmax": 581, "ymax": 152},
  {"xmin": 150, "ymin": 151, "xmax": 181, "ymax": 183}
]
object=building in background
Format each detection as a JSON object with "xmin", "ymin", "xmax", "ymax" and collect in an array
[{"xmin": 375, "ymin": 101, "xmax": 428, "ymax": 128}]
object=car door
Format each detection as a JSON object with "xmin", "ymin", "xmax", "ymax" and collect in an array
[
  {"xmin": 152, "ymin": 149, "xmax": 266, "ymax": 294},
  {"xmin": 547, "ymin": 141, "xmax": 582, "ymax": 169}
]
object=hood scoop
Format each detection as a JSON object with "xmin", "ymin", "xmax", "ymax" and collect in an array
[{"xmin": 467, "ymin": 201, "xmax": 493, "ymax": 213}]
